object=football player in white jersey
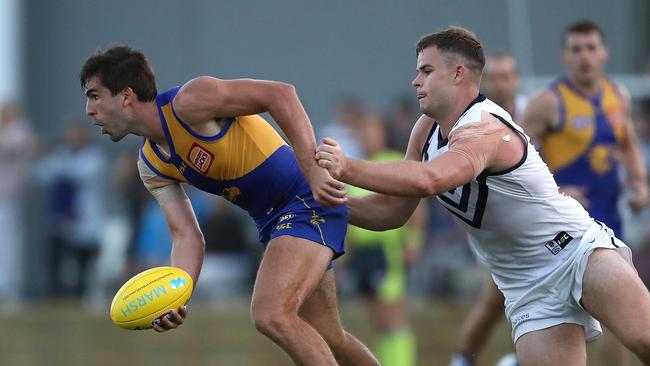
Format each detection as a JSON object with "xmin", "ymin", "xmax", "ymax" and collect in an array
[
  {"xmin": 315, "ymin": 27, "xmax": 650, "ymax": 365},
  {"xmin": 450, "ymin": 51, "xmax": 527, "ymax": 366}
]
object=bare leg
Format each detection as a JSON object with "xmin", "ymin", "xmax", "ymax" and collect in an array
[
  {"xmin": 454, "ymin": 273, "xmax": 505, "ymax": 362},
  {"xmin": 300, "ymin": 270, "xmax": 381, "ymax": 366},
  {"xmin": 251, "ymin": 236, "xmax": 338, "ymax": 366},
  {"xmin": 581, "ymin": 248, "xmax": 650, "ymax": 363},
  {"xmin": 515, "ymin": 323, "xmax": 587, "ymax": 366},
  {"xmin": 365, "ymin": 296, "xmax": 415, "ymax": 366},
  {"xmin": 599, "ymin": 326, "xmax": 631, "ymax": 366}
]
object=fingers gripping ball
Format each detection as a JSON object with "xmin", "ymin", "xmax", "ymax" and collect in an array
[{"xmin": 110, "ymin": 267, "xmax": 193, "ymax": 330}]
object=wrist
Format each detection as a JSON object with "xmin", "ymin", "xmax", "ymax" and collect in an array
[{"xmin": 340, "ymin": 158, "xmax": 353, "ymax": 182}]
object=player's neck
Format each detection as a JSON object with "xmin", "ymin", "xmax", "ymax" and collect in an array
[
  {"xmin": 437, "ymin": 88, "xmax": 480, "ymax": 138},
  {"xmin": 568, "ymin": 74, "xmax": 604, "ymax": 97},
  {"xmin": 134, "ymin": 101, "xmax": 166, "ymax": 145},
  {"xmin": 492, "ymin": 97, "xmax": 516, "ymax": 117}
]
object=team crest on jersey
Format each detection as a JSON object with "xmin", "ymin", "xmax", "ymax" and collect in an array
[
  {"xmin": 589, "ymin": 145, "xmax": 615, "ymax": 174},
  {"xmin": 187, "ymin": 143, "xmax": 214, "ymax": 173}
]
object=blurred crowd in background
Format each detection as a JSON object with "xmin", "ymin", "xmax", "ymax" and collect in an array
[{"xmin": 2, "ymin": 63, "xmax": 650, "ymax": 312}]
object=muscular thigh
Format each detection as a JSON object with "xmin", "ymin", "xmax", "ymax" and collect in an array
[
  {"xmin": 581, "ymin": 248, "xmax": 650, "ymax": 345},
  {"xmin": 252, "ymin": 235, "xmax": 333, "ymax": 312},
  {"xmin": 299, "ymin": 270, "xmax": 346, "ymax": 341},
  {"xmin": 516, "ymin": 323, "xmax": 586, "ymax": 366}
]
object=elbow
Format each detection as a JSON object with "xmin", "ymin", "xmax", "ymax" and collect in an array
[
  {"xmin": 383, "ymin": 218, "xmax": 408, "ymax": 231},
  {"xmin": 267, "ymin": 82, "xmax": 298, "ymax": 111},
  {"xmin": 274, "ymin": 81, "xmax": 297, "ymax": 98},
  {"xmin": 414, "ymin": 170, "xmax": 443, "ymax": 197},
  {"xmin": 172, "ymin": 228, "xmax": 205, "ymax": 249}
]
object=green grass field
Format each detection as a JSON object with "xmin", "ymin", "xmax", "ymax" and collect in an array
[{"xmin": 0, "ymin": 299, "xmax": 641, "ymax": 366}]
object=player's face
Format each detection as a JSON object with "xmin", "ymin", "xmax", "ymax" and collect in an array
[
  {"xmin": 412, "ymin": 46, "xmax": 455, "ymax": 118},
  {"xmin": 84, "ymin": 77, "xmax": 132, "ymax": 142},
  {"xmin": 562, "ymin": 32, "xmax": 608, "ymax": 85},
  {"xmin": 482, "ymin": 56, "xmax": 520, "ymax": 102}
]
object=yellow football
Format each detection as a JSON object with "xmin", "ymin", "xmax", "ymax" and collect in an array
[{"xmin": 110, "ymin": 266, "xmax": 193, "ymax": 330}]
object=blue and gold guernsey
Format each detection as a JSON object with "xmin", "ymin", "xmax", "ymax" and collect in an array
[
  {"xmin": 542, "ymin": 77, "xmax": 628, "ymax": 235},
  {"xmin": 140, "ymin": 86, "xmax": 347, "ymax": 259}
]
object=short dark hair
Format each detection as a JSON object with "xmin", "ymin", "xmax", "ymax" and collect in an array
[
  {"xmin": 416, "ymin": 27, "xmax": 485, "ymax": 75},
  {"xmin": 80, "ymin": 45, "xmax": 157, "ymax": 102},
  {"xmin": 563, "ymin": 20, "xmax": 605, "ymax": 46}
]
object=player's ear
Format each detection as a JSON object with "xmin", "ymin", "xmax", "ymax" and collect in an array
[
  {"xmin": 454, "ymin": 64, "xmax": 464, "ymax": 83},
  {"xmin": 121, "ymin": 87, "xmax": 135, "ymax": 106}
]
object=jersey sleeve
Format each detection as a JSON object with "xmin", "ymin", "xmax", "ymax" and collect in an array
[{"xmin": 137, "ymin": 154, "xmax": 188, "ymax": 205}]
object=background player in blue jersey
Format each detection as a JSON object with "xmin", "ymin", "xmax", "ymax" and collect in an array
[
  {"xmin": 522, "ymin": 20, "xmax": 649, "ymax": 366},
  {"xmin": 80, "ymin": 46, "xmax": 379, "ymax": 366}
]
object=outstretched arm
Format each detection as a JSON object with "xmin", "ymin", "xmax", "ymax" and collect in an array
[
  {"xmin": 173, "ymin": 76, "xmax": 345, "ymax": 206},
  {"xmin": 316, "ymin": 114, "xmax": 476, "ymax": 197},
  {"xmin": 335, "ymin": 115, "xmax": 432, "ymax": 231},
  {"xmin": 138, "ymin": 157, "xmax": 204, "ymax": 333},
  {"xmin": 617, "ymin": 86, "xmax": 649, "ymax": 211},
  {"xmin": 317, "ymin": 112, "xmax": 521, "ymax": 200}
]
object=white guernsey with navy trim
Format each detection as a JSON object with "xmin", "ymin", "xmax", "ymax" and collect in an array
[{"xmin": 422, "ymin": 95, "xmax": 592, "ymax": 295}]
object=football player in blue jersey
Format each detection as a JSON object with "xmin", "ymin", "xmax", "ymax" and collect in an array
[{"xmin": 80, "ymin": 45, "xmax": 378, "ymax": 366}]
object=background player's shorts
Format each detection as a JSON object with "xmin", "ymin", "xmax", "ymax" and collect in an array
[
  {"xmin": 505, "ymin": 221, "xmax": 634, "ymax": 343},
  {"xmin": 346, "ymin": 245, "xmax": 407, "ymax": 302},
  {"xmin": 258, "ymin": 193, "xmax": 348, "ymax": 266}
]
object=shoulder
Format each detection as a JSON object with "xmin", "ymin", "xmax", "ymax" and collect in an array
[
  {"xmin": 521, "ymin": 88, "xmax": 561, "ymax": 131},
  {"xmin": 174, "ymin": 76, "xmax": 222, "ymax": 106},
  {"xmin": 137, "ymin": 154, "xmax": 174, "ymax": 187},
  {"xmin": 609, "ymin": 80, "xmax": 632, "ymax": 112},
  {"xmin": 405, "ymin": 114, "xmax": 435, "ymax": 160},
  {"xmin": 527, "ymin": 88, "xmax": 559, "ymax": 112}
]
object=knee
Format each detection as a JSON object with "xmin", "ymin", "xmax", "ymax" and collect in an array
[
  {"xmin": 251, "ymin": 300, "xmax": 295, "ymax": 339},
  {"xmin": 321, "ymin": 328, "xmax": 348, "ymax": 352}
]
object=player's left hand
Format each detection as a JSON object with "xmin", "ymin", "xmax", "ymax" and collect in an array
[
  {"xmin": 628, "ymin": 181, "xmax": 649, "ymax": 212},
  {"xmin": 152, "ymin": 305, "xmax": 187, "ymax": 333},
  {"xmin": 315, "ymin": 137, "xmax": 347, "ymax": 180}
]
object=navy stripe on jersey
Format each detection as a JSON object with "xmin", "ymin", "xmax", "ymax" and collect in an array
[
  {"xmin": 438, "ymin": 176, "xmax": 489, "ymax": 229},
  {"xmin": 139, "ymin": 148, "xmax": 179, "ymax": 181},
  {"xmin": 422, "ymin": 122, "xmax": 437, "ymax": 161},
  {"xmin": 549, "ymin": 81, "xmax": 566, "ymax": 132},
  {"xmin": 484, "ymin": 113, "xmax": 528, "ymax": 176}
]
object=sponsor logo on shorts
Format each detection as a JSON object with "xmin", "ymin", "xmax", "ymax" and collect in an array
[
  {"xmin": 512, "ymin": 313, "xmax": 530, "ymax": 325},
  {"xmin": 545, "ymin": 231, "xmax": 574, "ymax": 255},
  {"xmin": 276, "ymin": 223, "xmax": 292, "ymax": 230},
  {"xmin": 187, "ymin": 143, "xmax": 214, "ymax": 173},
  {"xmin": 278, "ymin": 213, "xmax": 295, "ymax": 223}
]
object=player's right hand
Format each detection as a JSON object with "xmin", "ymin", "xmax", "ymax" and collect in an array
[
  {"xmin": 628, "ymin": 181, "xmax": 649, "ymax": 212},
  {"xmin": 315, "ymin": 137, "xmax": 347, "ymax": 180},
  {"xmin": 152, "ymin": 305, "xmax": 187, "ymax": 333}
]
